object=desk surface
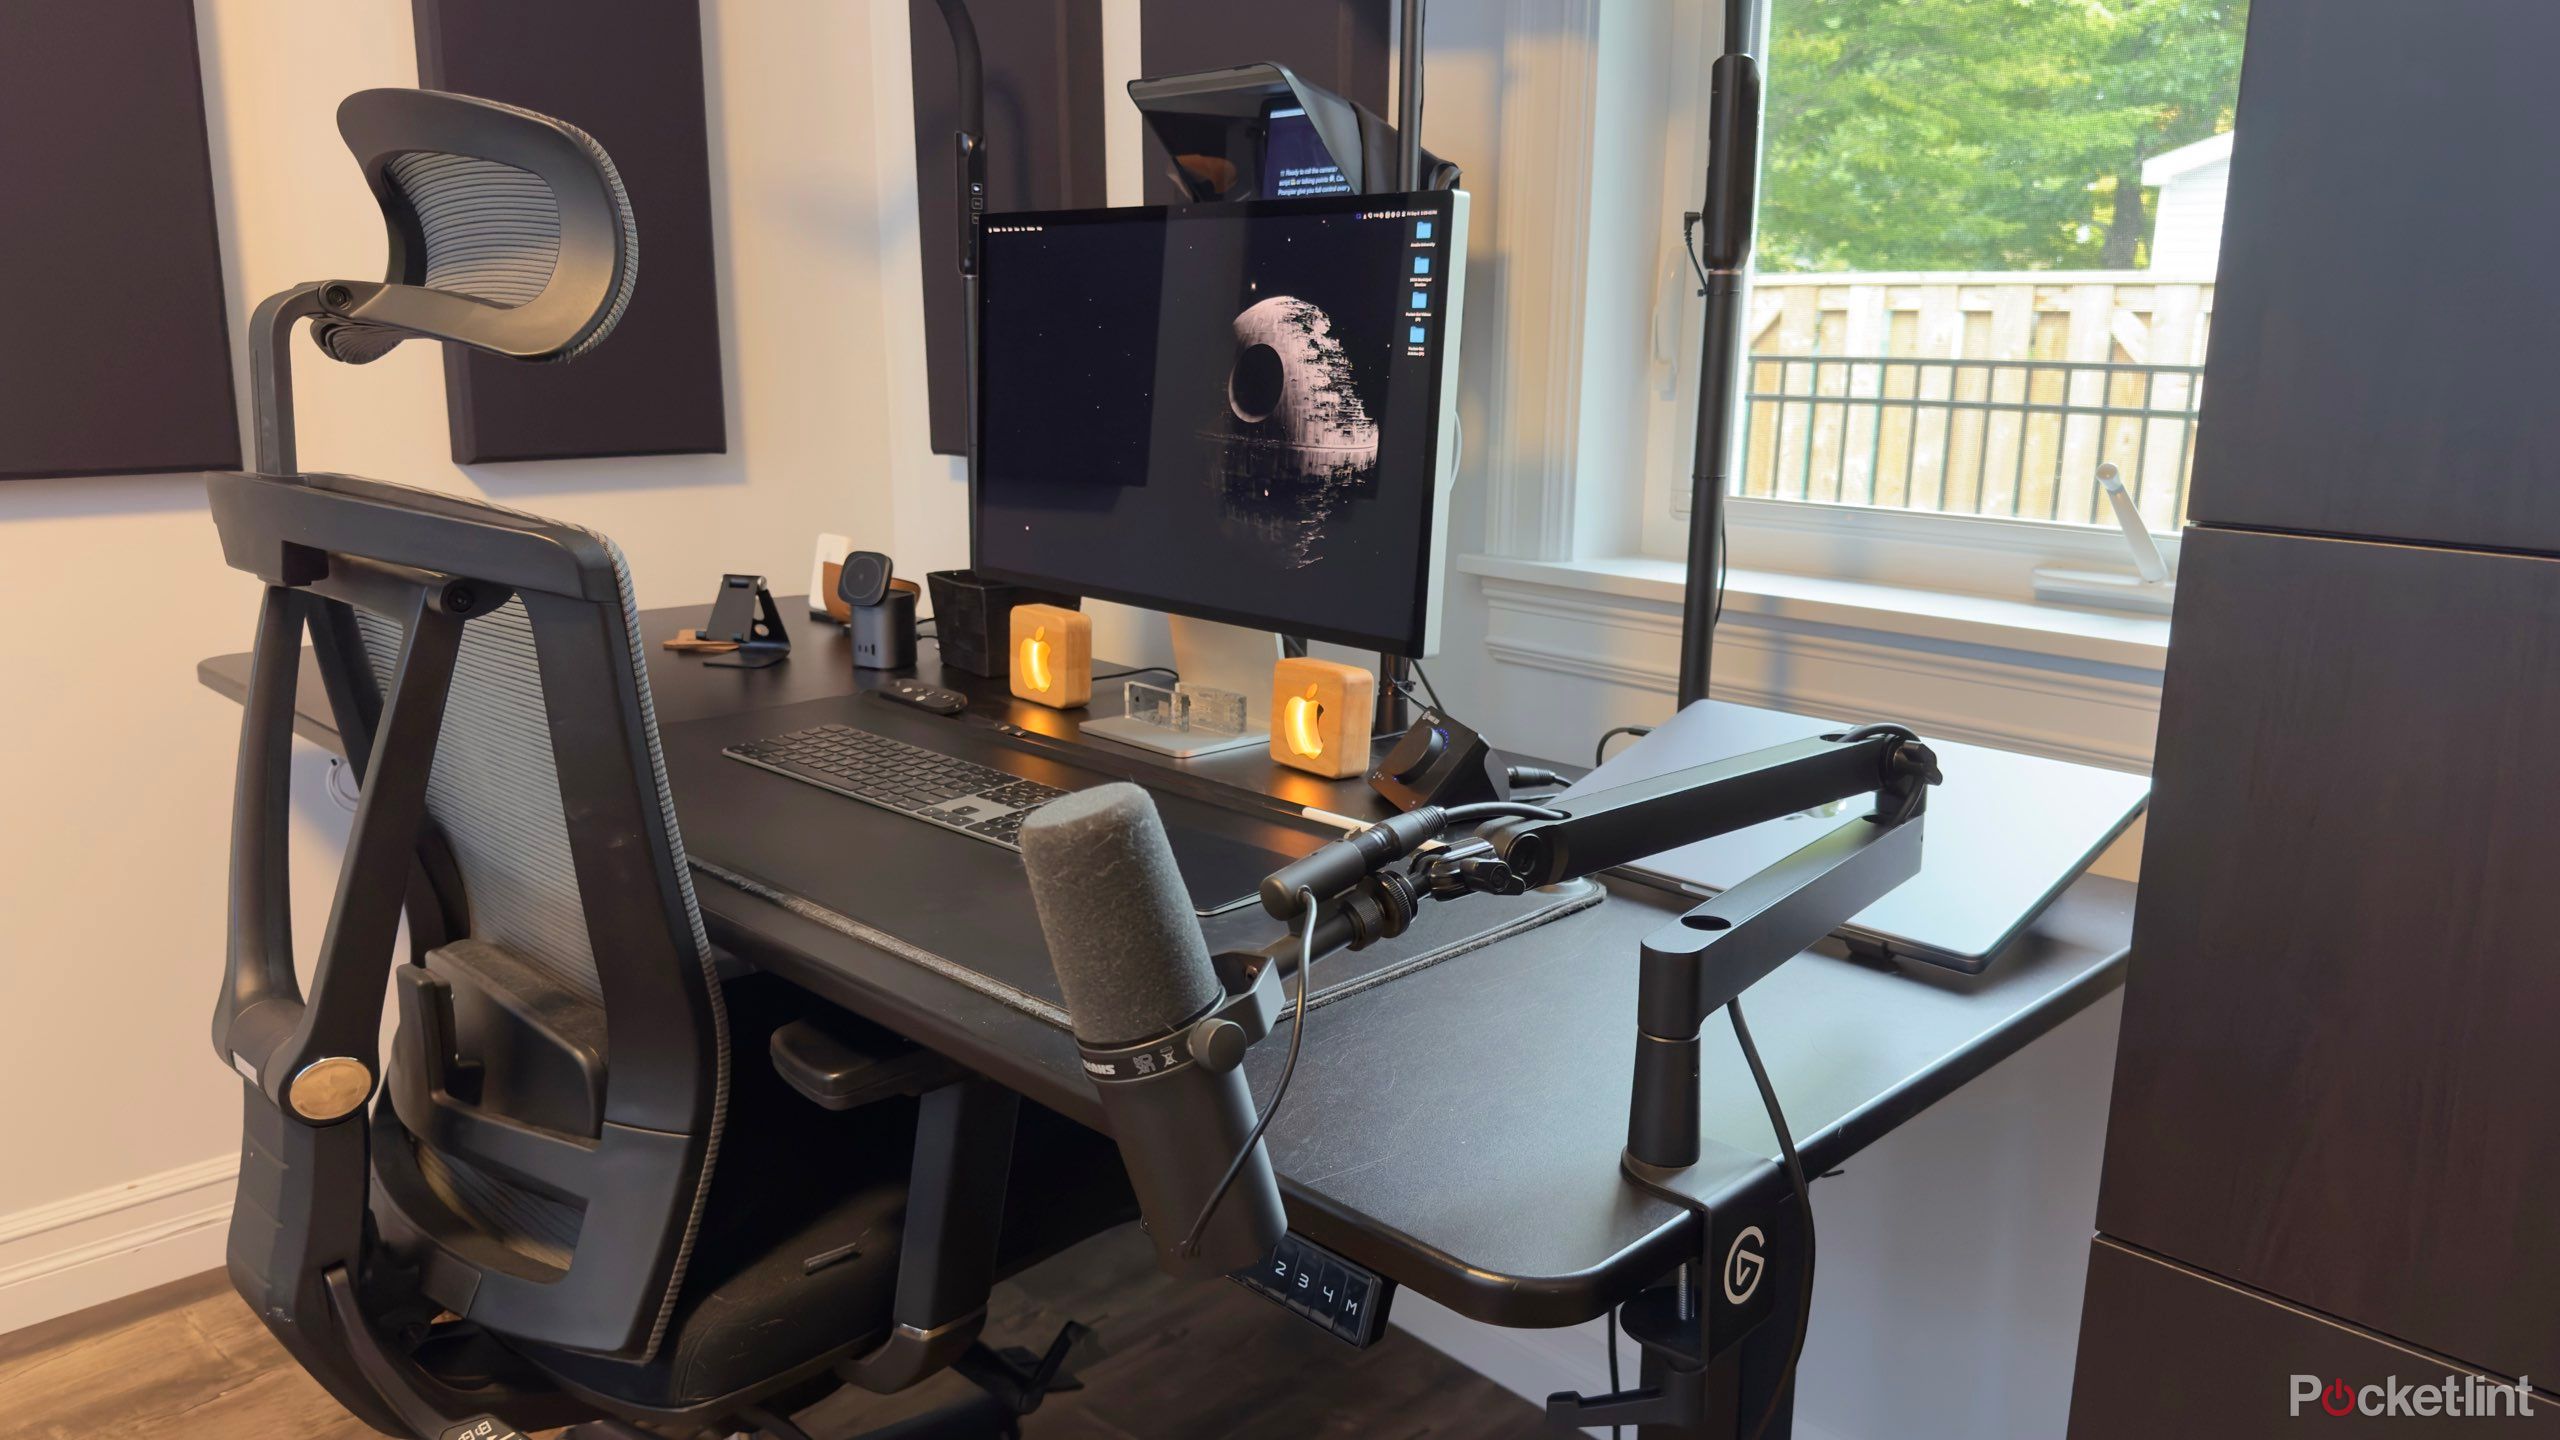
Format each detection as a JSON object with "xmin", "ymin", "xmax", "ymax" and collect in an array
[{"xmin": 199, "ymin": 595, "xmax": 2134, "ymax": 1329}]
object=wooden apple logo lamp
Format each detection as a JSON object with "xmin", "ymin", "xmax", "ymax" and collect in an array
[
  {"xmin": 1009, "ymin": 604, "xmax": 1092, "ymax": 709},
  {"xmin": 1270, "ymin": 657, "xmax": 1374, "ymax": 778}
]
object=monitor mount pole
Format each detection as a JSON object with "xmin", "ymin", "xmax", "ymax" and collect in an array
[
  {"xmin": 934, "ymin": 0, "xmax": 988, "ymax": 479},
  {"xmin": 1376, "ymin": 0, "xmax": 1430, "ymax": 739},
  {"xmin": 1676, "ymin": 1, "xmax": 1766, "ymax": 710}
]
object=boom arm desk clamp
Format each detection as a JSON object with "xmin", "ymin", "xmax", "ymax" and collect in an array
[{"xmin": 1254, "ymin": 724, "xmax": 1941, "ymax": 1438}]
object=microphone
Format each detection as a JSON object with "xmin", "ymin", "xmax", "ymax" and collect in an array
[{"xmin": 1018, "ymin": 783, "xmax": 1288, "ymax": 1276}]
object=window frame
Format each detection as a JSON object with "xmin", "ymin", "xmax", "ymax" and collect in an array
[{"xmin": 1588, "ymin": 3, "xmax": 2200, "ymax": 611}]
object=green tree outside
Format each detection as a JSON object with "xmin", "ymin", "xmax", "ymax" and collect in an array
[{"xmin": 1757, "ymin": 0, "xmax": 2250, "ymax": 274}]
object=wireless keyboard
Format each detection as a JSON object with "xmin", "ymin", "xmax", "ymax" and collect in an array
[{"xmin": 725, "ymin": 723, "xmax": 1070, "ymax": 849}]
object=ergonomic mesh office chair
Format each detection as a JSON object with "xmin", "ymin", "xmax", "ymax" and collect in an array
[{"xmin": 208, "ymin": 88, "xmax": 1129, "ymax": 1440}]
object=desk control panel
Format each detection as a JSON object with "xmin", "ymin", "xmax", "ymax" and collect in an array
[{"xmin": 1232, "ymin": 1233, "xmax": 1394, "ymax": 1346}]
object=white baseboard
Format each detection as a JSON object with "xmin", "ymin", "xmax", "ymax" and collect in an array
[{"xmin": 0, "ymin": 1156, "xmax": 237, "ymax": 1336}]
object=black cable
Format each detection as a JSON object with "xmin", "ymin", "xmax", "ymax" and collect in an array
[
  {"xmin": 1392, "ymin": 666, "xmax": 1454, "ymax": 717},
  {"xmin": 1729, "ymin": 998, "xmax": 1812, "ymax": 1440},
  {"xmin": 1092, "ymin": 664, "xmax": 1178, "ymax": 684},
  {"xmin": 1439, "ymin": 799, "xmax": 1569, "ymax": 827},
  {"xmin": 1605, "ymin": 1308, "xmax": 1624, "ymax": 1440},
  {"xmin": 1504, "ymin": 763, "xmax": 1570, "ymax": 789},
  {"xmin": 1593, "ymin": 725, "xmax": 1654, "ymax": 766},
  {"xmin": 1836, "ymin": 722, "xmax": 1932, "ymax": 823},
  {"xmin": 1679, "ymin": 210, "xmax": 1730, "ymax": 643},
  {"xmin": 1177, "ymin": 889, "xmax": 1319, "ymax": 1260},
  {"xmin": 1409, "ymin": 659, "xmax": 1444, "ymax": 712},
  {"xmin": 1711, "ymin": 493, "xmax": 1729, "ymax": 632}
]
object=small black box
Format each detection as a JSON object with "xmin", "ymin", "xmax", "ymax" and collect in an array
[{"xmin": 924, "ymin": 570, "xmax": 1080, "ymax": 677}]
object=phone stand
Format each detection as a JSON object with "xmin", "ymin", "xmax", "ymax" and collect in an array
[{"xmin": 702, "ymin": 573, "xmax": 791, "ymax": 670}]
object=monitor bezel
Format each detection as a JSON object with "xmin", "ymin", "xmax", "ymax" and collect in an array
[{"xmin": 968, "ymin": 189, "xmax": 1460, "ymax": 658}]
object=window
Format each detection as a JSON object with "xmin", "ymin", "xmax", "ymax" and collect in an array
[{"xmin": 1638, "ymin": 0, "xmax": 2251, "ymax": 580}]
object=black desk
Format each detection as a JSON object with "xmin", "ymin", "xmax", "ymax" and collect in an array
[{"xmin": 199, "ymin": 597, "xmax": 2134, "ymax": 1334}]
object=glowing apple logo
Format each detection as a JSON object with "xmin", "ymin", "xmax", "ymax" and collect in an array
[
  {"xmin": 1020, "ymin": 625, "xmax": 1053, "ymax": 693},
  {"xmin": 1284, "ymin": 683, "xmax": 1327, "ymax": 758}
]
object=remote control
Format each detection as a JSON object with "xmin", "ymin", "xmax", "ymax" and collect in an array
[{"xmin": 876, "ymin": 678, "xmax": 968, "ymax": 716}]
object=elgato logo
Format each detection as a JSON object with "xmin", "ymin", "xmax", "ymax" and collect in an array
[
  {"xmin": 1722, "ymin": 1227, "xmax": 1766, "ymax": 1305},
  {"xmin": 2289, "ymin": 1373, "xmax": 2535, "ymax": 1419}
]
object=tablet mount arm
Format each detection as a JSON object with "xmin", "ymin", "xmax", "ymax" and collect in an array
[{"xmin": 1255, "ymin": 723, "xmax": 1940, "ymax": 1438}]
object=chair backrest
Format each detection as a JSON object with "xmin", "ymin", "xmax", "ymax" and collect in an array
[
  {"xmin": 211, "ymin": 88, "xmax": 712, "ymax": 1367},
  {"xmin": 210, "ymin": 470, "xmax": 728, "ymax": 1363},
  {"xmin": 312, "ymin": 87, "xmax": 637, "ymax": 365}
]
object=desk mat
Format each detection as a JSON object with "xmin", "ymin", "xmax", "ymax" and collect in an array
[
  {"xmin": 691, "ymin": 855, "xmax": 1602, "ymax": 1030},
  {"xmin": 662, "ymin": 696, "xmax": 1609, "ymax": 1028}
]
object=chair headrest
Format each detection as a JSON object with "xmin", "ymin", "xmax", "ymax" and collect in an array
[{"xmin": 309, "ymin": 88, "xmax": 637, "ymax": 366}]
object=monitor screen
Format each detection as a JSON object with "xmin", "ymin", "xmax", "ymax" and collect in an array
[{"xmin": 974, "ymin": 191, "xmax": 1464, "ymax": 655}]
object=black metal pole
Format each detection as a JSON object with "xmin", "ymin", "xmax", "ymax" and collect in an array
[
  {"xmin": 1379, "ymin": 0, "xmax": 1430, "ymax": 737},
  {"xmin": 1676, "ymin": 4, "xmax": 1766, "ymax": 710},
  {"xmin": 1397, "ymin": 0, "xmax": 1425, "ymax": 189},
  {"xmin": 935, "ymin": 0, "xmax": 987, "ymax": 487}
]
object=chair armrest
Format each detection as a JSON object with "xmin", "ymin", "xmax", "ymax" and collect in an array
[{"xmin": 769, "ymin": 1015, "xmax": 966, "ymax": 1110}]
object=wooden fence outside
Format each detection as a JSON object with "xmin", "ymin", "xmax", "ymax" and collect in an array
[{"xmin": 1734, "ymin": 272, "xmax": 2214, "ymax": 529}]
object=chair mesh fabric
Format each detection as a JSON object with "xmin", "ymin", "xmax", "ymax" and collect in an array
[
  {"xmin": 319, "ymin": 113, "xmax": 638, "ymax": 366},
  {"xmin": 397, "ymin": 151, "xmax": 564, "ymax": 306},
  {"xmin": 346, "ymin": 482, "xmax": 725, "ymax": 1361}
]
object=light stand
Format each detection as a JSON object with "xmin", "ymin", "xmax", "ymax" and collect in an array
[
  {"xmin": 1377, "ymin": 0, "xmax": 1432, "ymax": 738},
  {"xmin": 1677, "ymin": 1, "xmax": 1768, "ymax": 709},
  {"xmin": 932, "ymin": 0, "xmax": 987, "ymax": 481}
]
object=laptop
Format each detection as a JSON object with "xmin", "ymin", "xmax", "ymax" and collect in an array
[{"xmin": 1562, "ymin": 700, "xmax": 2149, "ymax": 972}]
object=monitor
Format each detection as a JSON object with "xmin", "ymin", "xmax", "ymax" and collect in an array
[{"xmin": 973, "ymin": 190, "xmax": 1469, "ymax": 655}]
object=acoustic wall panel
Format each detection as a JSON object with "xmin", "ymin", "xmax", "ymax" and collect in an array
[
  {"xmin": 909, "ymin": 0, "xmax": 1107, "ymax": 457},
  {"xmin": 0, "ymin": 0, "xmax": 239, "ymax": 480},
  {"xmin": 413, "ymin": 0, "xmax": 726, "ymax": 463},
  {"xmin": 1138, "ymin": 0, "xmax": 1392, "ymax": 203}
]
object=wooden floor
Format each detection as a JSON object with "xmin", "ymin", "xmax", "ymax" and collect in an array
[{"xmin": 0, "ymin": 1225, "xmax": 1550, "ymax": 1440}]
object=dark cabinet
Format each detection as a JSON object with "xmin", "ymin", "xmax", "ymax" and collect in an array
[
  {"xmin": 2098, "ymin": 526, "xmax": 2560, "ymax": 1382},
  {"xmin": 2071, "ymin": 1240, "xmax": 2560, "ymax": 1438},
  {"xmin": 2188, "ymin": 0, "xmax": 2560, "ymax": 554},
  {"xmin": 2081, "ymin": 0, "xmax": 2560, "ymax": 1425}
]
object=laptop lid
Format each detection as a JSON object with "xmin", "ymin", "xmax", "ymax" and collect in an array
[{"xmin": 1562, "ymin": 700, "xmax": 2148, "ymax": 972}]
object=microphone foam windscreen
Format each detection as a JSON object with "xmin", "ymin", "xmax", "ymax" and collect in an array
[{"xmin": 1019, "ymin": 783, "xmax": 1222, "ymax": 1047}]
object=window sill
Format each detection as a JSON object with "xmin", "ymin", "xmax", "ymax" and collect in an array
[
  {"xmin": 1456, "ymin": 553, "xmax": 2169, "ymax": 674},
  {"xmin": 1453, "ymin": 553, "xmax": 2168, "ymax": 771}
]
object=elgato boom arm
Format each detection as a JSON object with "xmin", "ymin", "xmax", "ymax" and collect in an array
[{"xmin": 1254, "ymin": 722, "xmax": 1941, "ymax": 1438}]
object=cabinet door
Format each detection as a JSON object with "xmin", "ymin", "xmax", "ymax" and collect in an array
[
  {"xmin": 2099, "ymin": 526, "xmax": 2560, "ymax": 1380},
  {"xmin": 2071, "ymin": 1239, "xmax": 2560, "ymax": 1438},
  {"xmin": 2190, "ymin": 0, "xmax": 2560, "ymax": 552}
]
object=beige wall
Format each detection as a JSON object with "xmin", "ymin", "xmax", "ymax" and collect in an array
[{"xmin": 0, "ymin": 0, "xmax": 929, "ymax": 1326}]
